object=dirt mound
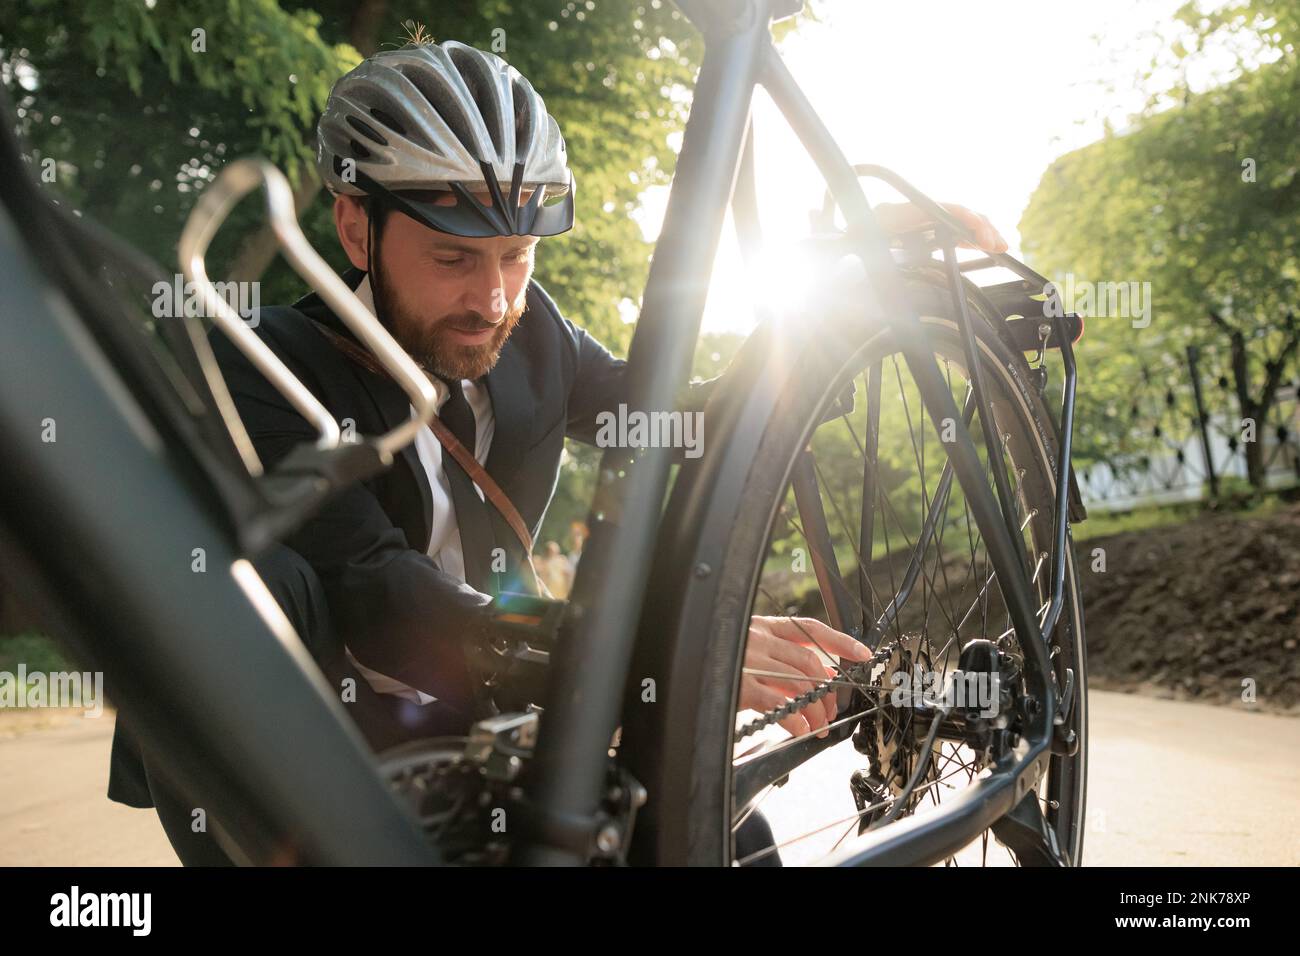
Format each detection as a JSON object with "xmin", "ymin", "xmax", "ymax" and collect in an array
[
  {"xmin": 1079, "ymin": 501, "xmax": 1300, "ymax": 713},
  {"xmin": 780, "ymin": 501, "xmax": 1300, "ymax": 714}
]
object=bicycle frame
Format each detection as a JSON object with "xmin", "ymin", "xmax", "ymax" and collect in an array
[
  {"xmin": 517, "ymin": 0, "xmax": 1080, "ymax": 866},
  {"xmin": 0, "ymin": 0, "xmax": 1079, "ymax": 867}
]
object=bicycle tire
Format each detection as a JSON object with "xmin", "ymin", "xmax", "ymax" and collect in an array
[{"xmin": 622, "ymin": 270, "xmax": 1088, "ymax": 867}]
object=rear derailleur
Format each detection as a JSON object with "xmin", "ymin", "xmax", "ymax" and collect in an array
[{"xmin": 848, "ymin": 636, "xmax": 1029, "ymax": 833}]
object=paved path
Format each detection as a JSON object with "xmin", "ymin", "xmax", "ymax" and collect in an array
[
  {"xmin": 1081, "ymin": 690, "xmax": 1299, "ymax": 866},
  {"xmin": 0, "ymin": 692, "xmax": 1296, "ymax": 866},
  {"xmin": 750, "ymin": 690, "xmax": 1300, "ymax": 865},
  {"xmin": 0, "ymin": 711, "xmax": 176, "ymax": 866}
]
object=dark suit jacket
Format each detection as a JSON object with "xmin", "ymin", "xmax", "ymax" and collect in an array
[
  {"xmin": 222, "ymin": 268, "xmax": 639, "ymax": 697},
  {"xmin": 109, "ymin": 267, "xmax": 713, "ymax": 806}
]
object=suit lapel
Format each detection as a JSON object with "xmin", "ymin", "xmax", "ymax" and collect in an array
[
  {"xmin": 482, "ymin": 332, "xmax": 533, "ymax": 497},
  {"xmin": 300, "ymin": 269, "xmax": 436, "ymax": 552},
  {"xmin": 360, "ymin": 365, "xmax": 435, "ymax": 556}
]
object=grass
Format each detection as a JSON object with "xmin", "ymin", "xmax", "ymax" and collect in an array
[
  {"xmin": 0, "ymin": 632, "xmax": 71, "ymax": 675},
  {"xmin": 1072, "ymin": 492, "xmax": 1288, "ymax": 542},
  {"xmin": 1072, "ymin": 503, "xmax": 1210, "ymax": 542}
]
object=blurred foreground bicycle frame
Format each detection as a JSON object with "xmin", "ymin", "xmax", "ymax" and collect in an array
[{"xmin": 0, "ymin": 0, "xmax": 1087, "ymax": 865}]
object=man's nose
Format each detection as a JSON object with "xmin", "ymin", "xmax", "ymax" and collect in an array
[{"xmin": 464, "ymin": 263, "xmax": 507, "ymax": 323}]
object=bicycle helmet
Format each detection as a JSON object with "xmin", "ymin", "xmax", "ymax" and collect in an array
[{"xmin": 317, "ymin": 40, "xmax": 574, "ymax": 237}]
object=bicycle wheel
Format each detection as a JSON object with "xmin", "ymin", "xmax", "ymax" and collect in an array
[{"xmin": 623, "ymin": 269, "xmax": 1087, "ymax": 867}]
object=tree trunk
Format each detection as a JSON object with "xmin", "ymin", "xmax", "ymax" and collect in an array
[
  {"xmin": 1225, "ymin": 330, "xmax": 1264, "ymax": 490},
  {"xmin": 225, "ymin": 172, "xmax": 324, "ymax": 283},
  {"xmin": 1243, "ymin": 400, "xmax": 1267, "ymax": 488},
  {"xmin": 223, "ymin": 0, "xmax": 388, "ymax": 283}
]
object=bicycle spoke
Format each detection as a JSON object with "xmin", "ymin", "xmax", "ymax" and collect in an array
[{"xmin": 727, "ymin": 315, "xmax": 1083, "ymax": 868}]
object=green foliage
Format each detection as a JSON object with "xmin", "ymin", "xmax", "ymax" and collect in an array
[
  {"xmin": 1019, "ymin": 11, "xmax": 1300, "ymax": 467},
  {"xmin": 2, "ymin": 1, "xmax": 819, "ymax": 553},
  {"xmin": 537, "ymin": 439, "xmax": 600, "ymax": 549},
  {"xmin": 1072, "ymin": 488, "xmax": 1285, "ymax": 540},
  {"xmin": 0, "ymin": 632, "xmax": 70, "ymax": 674},
  {"xmin": 1022, "ymin": 61, "xmax": 1300, "ymax": 327},
  {"xmin": 1, "ymin": 0, "xmax": 358, "ymax": 290},
  {"xmin": 1, "ymin": 0, "xmax": 704, "ymax": 352}
]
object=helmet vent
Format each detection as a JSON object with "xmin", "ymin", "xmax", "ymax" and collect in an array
[
  {"xmin": 398, "ymin": 64, "xmax": 478, "ymax": 157},
  {"xmin": 346, "ymin": 115, "xmax": 388, "ymax": 147},
  {"xmin": 349, "ymin": 138, "xmax": 372, "ymax": 160},
  {"xmin": 512, "ymin": 81, "xmax": 535, "ymax": 157},
  {"xmin": 367, "ymin": 108, "xmax": 406, "ymax": 138},
  {"xmin": 448, "ymin": 46, "xmax": 504, "ymax": 158}
]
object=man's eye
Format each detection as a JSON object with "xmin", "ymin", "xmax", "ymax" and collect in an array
[{"xmin": 433, "ymin": 257, "xmax": 464, "ymax": 267}]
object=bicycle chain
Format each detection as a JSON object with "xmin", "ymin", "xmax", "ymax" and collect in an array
[{"xmin": 734, "ymin": 640, "xmax": 900, "ymax": 743}]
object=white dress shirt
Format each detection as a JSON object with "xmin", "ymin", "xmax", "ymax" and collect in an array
[{"xmin": 343, "ymin": 276, "xmax": 495, "ymax": 704}]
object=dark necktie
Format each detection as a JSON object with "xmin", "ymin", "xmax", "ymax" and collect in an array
[{"xmin": 437, "ymin": 377, "xmax": 500, "ymax": 593}]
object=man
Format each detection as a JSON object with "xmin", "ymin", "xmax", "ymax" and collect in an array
[{"xmin": 108, "ymin": 38, "xmax": 1006, "ymax": 865}]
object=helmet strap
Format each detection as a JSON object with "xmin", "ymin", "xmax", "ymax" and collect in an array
[{"xmin": 364, "ymin": 195, "xmax": 393, "ymax": 332}]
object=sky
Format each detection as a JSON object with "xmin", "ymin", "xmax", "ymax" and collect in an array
[{"xmin": 628, "ymin": 0, "xmax": 1193, "ymax": 335}]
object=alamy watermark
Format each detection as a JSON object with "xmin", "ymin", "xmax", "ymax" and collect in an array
[
  {"xmin": 1044, "ymin": 273, "xmax": 1151, "ymax": 329},
  {"xmin": 594, "ymin": 403, "xmax": 704, "ymax": 459},
  {"xmin": 152, "ymin": 273, "xmax": 261, "ymax": 327},
  {"xmin": 50, "ymin": 886, "xmax": 150, "ymax": 935},
  {"xmin": 890, "ymin": 667, "xmax": 1000, "ymax": 718},
  {"xmin": 0, "ymin": 664, "xmax": 104, "ymax": 717}
]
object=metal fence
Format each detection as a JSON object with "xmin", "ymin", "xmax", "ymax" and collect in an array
[{"xmin": 1077, "ymin": 342, "xmax": 1300, "ymax": 512}]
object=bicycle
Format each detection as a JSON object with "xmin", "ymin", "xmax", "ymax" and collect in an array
[{"xmin": 0, "ymin": 0, "xmax": 1086, "ymax": 866}]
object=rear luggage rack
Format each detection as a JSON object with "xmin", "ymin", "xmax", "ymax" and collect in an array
[
  {"xmin": 808, "ymin": 161, "xmax": 1084, "ymax": 637},
  {"xmin": 962, "ymin": 275, "xmax": 1085, "ymax": 351},
  {"xmin": 814, "ymin": 164, "xmax": 1086, "ymax": 354}
]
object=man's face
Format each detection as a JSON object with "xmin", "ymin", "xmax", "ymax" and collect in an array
[{"xmin": 335, "ymin": 192, "xmax": 539, "ymax": 381}]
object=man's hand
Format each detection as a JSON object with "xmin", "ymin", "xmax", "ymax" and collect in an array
[
  {"xmin": 874, "ymin": 201, "xmax": 1008, "ymax": 254},
  {"xmin": 739, "ymin": 615, "xmax": 872, "ymax": 740}
]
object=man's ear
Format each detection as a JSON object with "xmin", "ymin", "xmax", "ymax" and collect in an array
[{"xmin": 333, "ymin": 194, "xmax": 371, "ymax": 271}]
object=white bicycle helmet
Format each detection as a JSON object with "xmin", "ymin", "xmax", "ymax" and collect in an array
[{"xmin": 317, "ymin": 40, "xmax": 574, "ymax": 237}]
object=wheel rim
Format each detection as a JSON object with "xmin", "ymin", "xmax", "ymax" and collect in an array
[{"xmin": 726, "ymin": 318, "xmax": 1086, "ymax": 867}]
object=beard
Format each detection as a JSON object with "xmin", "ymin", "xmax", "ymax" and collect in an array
[{"xmin": 374, "ymin": 270, "xmax": 527, "ymax": 382}]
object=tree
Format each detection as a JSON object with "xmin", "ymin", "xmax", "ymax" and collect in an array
[
  {"xmin": 1, "ymin": 0, "xmax": 703, "ymax": 353},
  {"xmin": 2, "ymin": 1, "xmax": 823, "ymax": 557},
  {"xmin": 1018, "ymin": 3, "xmax": 1300, "ymax": 488}
]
